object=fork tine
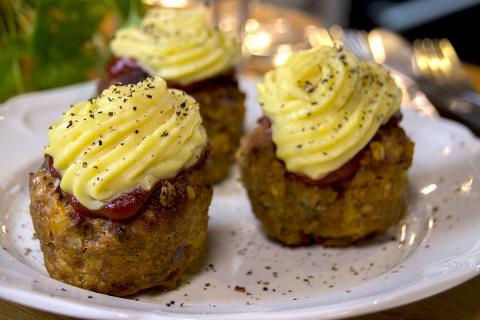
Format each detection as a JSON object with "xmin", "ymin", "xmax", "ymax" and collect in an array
[
  {"xmin": 328, "ymin": 25, "xmax": 344, "ymax": 46},
  {"xmin": 306, "ymin": 25, "xmax": 335, "ymax": 48},
  {"xmin": 414, "ymin": 38, "xmax": 446, "ymax": 86},
  {"xmin": 341, "ymin": 31, "xmax": 353, "ymax": 50},
  {"xmin": 355, "ymin": 30, "xmax": 373, "ymax": 60},
  {"xmin": 420, "ymin": 39, "xmax": 439, "ymax": 83},
  {"xmin": 428, "ymin": 38, "xmax": 450, "ymax": 85},
  {"xmin": 342, "ymin": 29, "xmax": 373, "ymax": 60},
  {"xmin": 439, "ymin": 39, "xmax": 463, "ymax": 71},
  {"xmin": 436, "ymin": 39, "xmax": 461, "ymax": 87},
  {"xmin": 438, "ymin": 39, "xmax": 472, "ymax": 88},
  {"xmin": 413, "ymin": 39, "xmax": 431, "ymax": 78},
  {"xmin": 340, "ymin": 31, "xmax": 356, "ymax": 54}
]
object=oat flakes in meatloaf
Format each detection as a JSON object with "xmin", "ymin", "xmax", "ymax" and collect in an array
[
  {"xmin": 29, "ymin": 163, "xmax": 211, "ymax": 296},
  {"xmin": 237, "ymin": 118, "xmax": 413, "ymax": 246}
]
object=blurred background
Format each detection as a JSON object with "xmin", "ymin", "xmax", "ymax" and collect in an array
[{"xmin": 1, "ymin": 0, "xmax": 479, "ymax": 102}]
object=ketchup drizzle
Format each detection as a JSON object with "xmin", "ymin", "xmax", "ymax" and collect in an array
[
  {"xmin": 259, "ymin": 111, "xmax": 402, "ymax": 187},
  {"xmin": 45, "ymin": 147, "xmax": 209, "ymax": 220},
  {"xmin": 98, "ymin": 56, "xmax": 238, "ymax": 94}
]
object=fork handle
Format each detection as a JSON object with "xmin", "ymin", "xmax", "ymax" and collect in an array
[
  {"xmin": 462, "ymin": 90, "xmax": 480, "ymax": 106},
  {"xmin": 428, "ymin": 96, "xmax": 480, "ymax": 137}
]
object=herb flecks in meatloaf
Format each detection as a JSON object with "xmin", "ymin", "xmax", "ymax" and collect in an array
[
  {"xmin": 29, "ymin": 162, "xmax": 212, "ymax": 296},
  {"xmin": 237, "ymin": 118, "xmax": 414, "ymax": 246}
]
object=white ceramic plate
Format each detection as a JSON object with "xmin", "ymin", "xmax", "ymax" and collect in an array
[{"xmin": 0, "ymin": 78, "xmax": 479, "ymax": 320}]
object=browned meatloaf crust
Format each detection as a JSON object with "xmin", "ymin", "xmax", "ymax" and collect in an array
[
  {"xmin": 187, "ymin": 81, "xmax": 245, "ymax": 184},
  {"xmin": 237, "ymin": 119, "xmax": 414, "ymax": 246},
  {"xmin": 98, "ymin": 59, "xmax": 245, "ymax": 184},
  {"xmin": 29, "ymin": 163, "xmax": 212, "ymax": 296}
]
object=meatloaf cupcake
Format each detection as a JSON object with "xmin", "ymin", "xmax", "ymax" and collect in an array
[
  {"xmin": 237, "ymin": 46, "xmax": 414, "ymax": 246},
  {"xmin": 29, "ymin": 77, "xmax": 212, "ymax": 296},
  {"xmin": 99, "ymin": 7, "xmax": 245, "ymax": 184}
]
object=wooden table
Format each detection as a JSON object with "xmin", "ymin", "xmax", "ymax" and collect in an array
[{"xmin": 1, "ymin": 66, "xmax": 479, "ymax": 320}]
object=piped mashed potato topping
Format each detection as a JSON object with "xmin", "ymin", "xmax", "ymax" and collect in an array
[
  {"xmin": 258, "ymin": 46, "xmax": 401, "ymax": 180},
  {"xmin": 110, "ymin": 7, "xmax": 240, "ymax": 85},
  {"xmin": 45, "ymin": 76, "xmax": 207, "ymax": 210}
]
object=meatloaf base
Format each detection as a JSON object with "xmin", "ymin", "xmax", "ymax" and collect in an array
[
  {"xmin": 189, "ymin": 82, "xmax": 245, "ymax": 184},
  {"xmin": 29, "ymin": 164, "xmax": 212, "ymax": 296},
  {"xmin": 237, "ymin": 119, "xmax": 414, "ymax": 246}
]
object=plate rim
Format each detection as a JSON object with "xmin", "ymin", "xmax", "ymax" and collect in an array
[{"xmin": 0, "ymin": 268, "xmax": 477, "ymax": 320}]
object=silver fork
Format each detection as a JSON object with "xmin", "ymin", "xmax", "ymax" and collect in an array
[
  {"xmin": 413, "ymin": 38, "xmax": 480, "ymax": 106},
  {"xmin": 412, "ymin": 38, "xmax": 480, "ymax": 135},
  {"xmin": 343, "ymin": 32, "xmax": 480, "ymax": 107},
  {"xmin": 341, "ymin": 30, "xmax": 480, "ymax": 135}
]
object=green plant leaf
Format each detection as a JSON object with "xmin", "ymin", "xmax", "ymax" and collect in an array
[{"xmin": 0, "ymin": 0, "xmax": 145, "ymax": 102}]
